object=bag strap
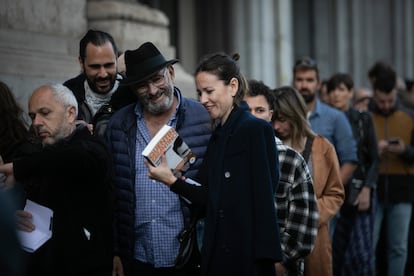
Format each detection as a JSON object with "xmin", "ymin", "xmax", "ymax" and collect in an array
[
  {"xmin": 355, "ymin": 111, "xmax": 367, "ymax": 177},
  {"xmin": 301, "ymin": 136, "xmax": 314, "ymax": 163}
]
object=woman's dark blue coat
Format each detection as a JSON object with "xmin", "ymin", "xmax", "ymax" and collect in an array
[{"xmin": 172, "ymin": 102, "xmax": 283, "ymax": 276}]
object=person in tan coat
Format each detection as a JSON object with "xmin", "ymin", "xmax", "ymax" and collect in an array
[{"xmin": 271, "ymin": 86, "xmax": 344, "ymax": 276}]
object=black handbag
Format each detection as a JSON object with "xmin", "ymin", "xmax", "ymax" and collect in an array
[
  {"xmin": 174, "ymin": 215, "xmax": 197, "ymax": 269},
  {"xmin": 346, "ymin": 178, "xmax": 364, "ymax": 205},
  {"xmin": 345, "ymin": 110, "xmax": 368, "ymax": 206}
]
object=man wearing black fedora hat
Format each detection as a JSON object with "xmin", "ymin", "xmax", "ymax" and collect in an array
[{"xmin": 105, "ymin": 42, "xmax": 211, "ymax": 275}]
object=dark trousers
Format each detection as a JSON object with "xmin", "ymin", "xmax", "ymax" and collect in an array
[{"xmin": 131, "ymin": 259, "xmax": 200, "ymax": 276}]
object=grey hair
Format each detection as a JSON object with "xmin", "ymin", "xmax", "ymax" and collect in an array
[{"xmin": 47, "ymin": 84, "xmax": 78, "ymax": 116}]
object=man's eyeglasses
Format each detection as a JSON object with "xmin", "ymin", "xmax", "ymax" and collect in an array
[{"xmin": 134, "ymin": 68, "xmax": 168, "ymax": 94}]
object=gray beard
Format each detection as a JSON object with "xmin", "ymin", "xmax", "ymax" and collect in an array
[
  {"xmin": 145, "ymin": 94, "xmax": 173, "ymax": 114},
  {"xmin": 143, "ymin": 85, "xmax": 175, "ymax": 114}
]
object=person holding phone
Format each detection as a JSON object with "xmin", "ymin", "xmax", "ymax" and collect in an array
[{"xmin": 369, "ymin": 62, "xmax": 414, "ymax": 276}]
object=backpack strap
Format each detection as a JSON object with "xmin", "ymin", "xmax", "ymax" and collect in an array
[{"xmin": 302, "ymin": 136, "xmax": 314, "ymax": 163}]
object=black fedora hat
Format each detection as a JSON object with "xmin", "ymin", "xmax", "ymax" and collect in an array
[{"xmin": 121, "ymin": 42, "xmax": 178, "ymax": 86}]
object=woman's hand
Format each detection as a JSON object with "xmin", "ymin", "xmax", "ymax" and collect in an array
[
  {"xmin": 0, "ymin": 163, "xmax": 15, "ymax": 190},
  {"xmin": 144, "ymin": 154, "xmax": 177, "ymax": 186},
  {"xmin": 112, "ymin": 256, "xmax": 124, "ymax": 276},
  {"xmin": 357, "ymin": 186, "xmax": 371, "ymax": 211},
  {"xmin": 275, "ymin": 262, "xmax": 287, "ymax": 275}
]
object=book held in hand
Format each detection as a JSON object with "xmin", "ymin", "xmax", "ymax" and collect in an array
[
  {"xmin": 142, "ymin": 125, "xmax": 197, "ymax": 175},
  {"xmin": 17, "ymin": 199, "xmax": 53, "ymax": 252}
]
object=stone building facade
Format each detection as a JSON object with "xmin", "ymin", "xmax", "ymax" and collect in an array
[
  {"xmin": 1, "ymin": 0, "xmax": 413, "ymax": 110},
  {"xmin": 0, "ymin": 0, "xmax": 195, "ymax": 110}
]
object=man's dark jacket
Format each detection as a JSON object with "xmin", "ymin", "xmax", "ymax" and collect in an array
[
  {"xmin": 64, "ymin": 74, "xmax": 136, "ymax": 137},
  {"xmin": 14, "ymin": 126, "xmax": 114, "ymax": 276}
]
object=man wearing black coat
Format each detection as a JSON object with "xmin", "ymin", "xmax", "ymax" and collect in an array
[{"xmin": 0, "ymin": 84, "xmax": 114, "ymax": 276}]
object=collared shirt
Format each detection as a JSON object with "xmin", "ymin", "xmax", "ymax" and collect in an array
[
  {"xmin": 133, "ymin": 92, "xmax": 184, "ymax": 267},
  {"xmin": 275, "ymin": 137, "xmax": 318, "ymax": 275},
  {"xmin": 308, "ymin": 99, "xmax": 358, "ymax": 165}
]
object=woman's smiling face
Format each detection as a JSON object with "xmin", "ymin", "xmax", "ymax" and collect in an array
[{"xmin": 195, "ymin": 71, "xmax": 237, "ymax": 125}]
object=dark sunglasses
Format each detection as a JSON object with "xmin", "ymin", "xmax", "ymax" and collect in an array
[{"xmin": 294, "ymin": 57, "xmax": 318, "ymax": 68}]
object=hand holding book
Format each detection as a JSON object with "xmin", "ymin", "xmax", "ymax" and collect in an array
[
  {"xmin": 144, "ymin": 153, "xmax": 203, "ymax": 204},
  {"xmin": 142, "ymin": 125, "xmax": 197, "ymax": 176},
  {"xmin": 144, "ymin": 153, "xmax": 178, "ymax": 187},
  {"xmin": 17, "ymin": 200, "xmax": 53, "ymax": 252}
]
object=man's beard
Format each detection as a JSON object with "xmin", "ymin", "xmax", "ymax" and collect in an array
[
  {"xmin": 299, "ymin": 90, "xmax": 315, "ymax": 103},
  {"xmin": 87, "ymin": 76, "xmax": 116, "ymax": 95},
  {"xmin": 141, "ymin": 84, "xmax": 174, "ymax": 114}
]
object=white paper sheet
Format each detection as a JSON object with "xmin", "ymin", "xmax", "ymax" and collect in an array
[{"xmin": 17, "ymin": 199, "xmax": 53, "ymax": 252}]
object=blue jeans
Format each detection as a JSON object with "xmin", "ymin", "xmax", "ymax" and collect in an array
[{"xmin": 373, "ymin": 202, "xmax": 412, "ymax": 276}]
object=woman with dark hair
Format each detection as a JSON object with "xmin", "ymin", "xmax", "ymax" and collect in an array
[
  {"xmin": 0, "ymin": 81, "xmax": 39, "ymax": 200},
  {"xmin": 327, "ymin": 73, "xmax": 379, "ymax": 276},
  {"xmin": 0, "ymin": 82, "xmax": 38, "ymax": 276},
  {"xmin": 0, "ymin": 81, "xmax": 32, "ymax": 163},
  {"xmin": 145, "ymin": 53, "xmax": 283, "ymax": 275}
]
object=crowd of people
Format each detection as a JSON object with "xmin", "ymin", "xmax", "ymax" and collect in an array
[{"xmin": 0, "ymin": 28, "xmax": 413, "ymax": 276}]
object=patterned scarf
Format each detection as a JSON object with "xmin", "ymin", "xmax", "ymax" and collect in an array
[{"xmin": 84, "ymin": 80, "xmax": 119, "ymax": 116}]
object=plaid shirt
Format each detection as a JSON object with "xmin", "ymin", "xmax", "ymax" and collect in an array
[{"xmin": 275, "ymin": 138, "xmax": 319, "ymax": 275}]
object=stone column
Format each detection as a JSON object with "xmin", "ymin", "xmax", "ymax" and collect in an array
[{"xmin": 0, "ymin": 0, "xmax": 87, "ymax": 110}]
